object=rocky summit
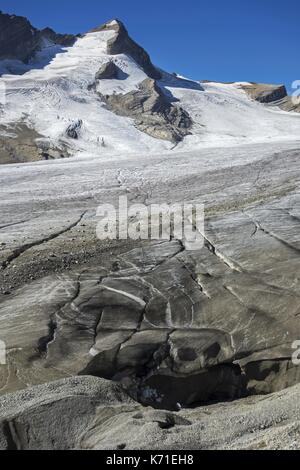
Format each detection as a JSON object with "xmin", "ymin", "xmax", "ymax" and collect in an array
[
  {"xmin": 93, "ymin": 19, "xmax": 162, "ymax": 79},
  {"xmin": 0, "ymin": 10, "xmax": 300, "ymax": 451},
  {"xmin": 0, "ymin": 11, "xmax": 76, "ymax": 63}
]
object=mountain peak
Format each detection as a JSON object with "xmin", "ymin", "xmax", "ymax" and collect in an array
[
  {"xmin": 90, "ymin": 18, "xmax": 161, "ymax": 80},
  {"xmin": 89, "ymin": 19, "xmax": 124, "ymax": 33}
]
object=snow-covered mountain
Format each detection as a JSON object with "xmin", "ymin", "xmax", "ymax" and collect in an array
[{"xmin": 1, "ymin": 12, "xmax": 300, "ymax": 163}]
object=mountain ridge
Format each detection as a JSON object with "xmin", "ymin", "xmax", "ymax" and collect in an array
[
  {"xmin": 0, "ymin": 10, "xmax": 77, "ymax": 63},
  {"xmin": 1, "ymin": 11, "xmax": 300, "ymax": 164}
]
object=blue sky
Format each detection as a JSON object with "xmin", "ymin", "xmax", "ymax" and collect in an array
[{"xmin": 1, "ymin": 0, "xmax": 299, "ymax": 90}]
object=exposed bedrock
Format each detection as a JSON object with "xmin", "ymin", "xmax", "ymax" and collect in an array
[
  {"xmin": 92, "ymin": 19, "xmax": 161, "ymax": 80},
  {"xmin": 241, "ymin": 83, "xmax": 288, "ymax": 104},
  {"xmin": 98, "ymin": 78, "xmax": 192, "ymax": 142},
  {"xmin": 0, "ymin": 11, "xmax": 40, "ymax": 62}
]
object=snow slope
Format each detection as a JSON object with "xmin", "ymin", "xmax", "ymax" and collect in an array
[
  {"xmin": 1, "ymin": 24, "xmax": 300, "ymax": 158},
  {"xmin": 162, "ymin": 76, "xmax": 300, "ymax": 149}
]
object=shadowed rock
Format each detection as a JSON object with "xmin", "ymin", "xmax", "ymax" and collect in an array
[
  {"xmin": 95, "ymin": 61, "xmax": 123, "ymax": 80},
  {"xmin": 0, "ymin": 11, "xmax": 76, "ymax": 65},
  {"xmin": 240, "ymin": 83, "xmax": 287, "ymax": 104},
  {"xmin": 1, "ymin": 376, "xmax": 300, "ymax": 449}
]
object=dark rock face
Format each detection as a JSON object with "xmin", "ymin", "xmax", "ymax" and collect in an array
[
  {"xmin": 241, "ymin": 83, "xmax": 288, "ymax": 104},
  {"xmin": 95, "ymin": 61, "xmax": 123, "ymax": 80},
  {"xmin": 93, "ymin": 20, "xmax": 161, "ymax": 80},
  {"xmin": 241, "ymin": 83, "xmax": 300, "ymax": 113},
  {"xmin": 0, "ymin": 11, "xmax": 76, "ymax": 64},
  {"xmin": 99, "ymin": 78, "xmax": 192, "ymax": 142},
  {"xmin": 0, "ymin": 11, "xmax": 40, "ymax": 62}
]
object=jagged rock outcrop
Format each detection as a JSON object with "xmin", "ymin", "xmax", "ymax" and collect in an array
[
  {"xmin": 40, "ymin": 27, "xmax": 77, "ymax": 47},
  {"xmin": 240, "ymin": 83, "xmax": 288, "ymax": 104},
  {"xmin": 241, "ymin": 83, "xmax": 300, "ymax": 114},
  {"xmin": 0, "ymin": 11, "xmax": 76, "ymax": 64},
  {"xmin": 95, "ymin": 61, "xmax": 122, "ymax": 80},
  {"xmin": 93, "ymin": 19, "xmax": 161, "ymax": 80},
  {"xmin": 99, "ymin": 78, "xmax": 192, "ymax": 142}
]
